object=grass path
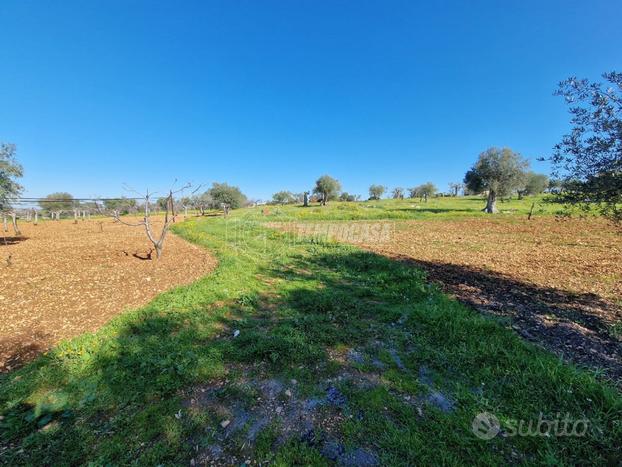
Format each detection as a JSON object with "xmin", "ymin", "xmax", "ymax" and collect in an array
[{"xmin": 0, "ymin": 218, "xmax": 620, "ymax": 465}]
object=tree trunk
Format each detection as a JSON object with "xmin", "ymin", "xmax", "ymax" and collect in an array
[
  {"xmin": 483, "ymin": 191, "xmax": 498, "ymax": 213},
  {"xmin": 527, "ymin": 202, "xmax": 535, "ymax": 220},
  {"xmin": 2, "ymin": 216, "xmax": 7, "ymax": 232},
  {"xmin": 11, "ymin": 213, "xmax": 21, "ymax": 235},
  {"xmin": 321, "ymin": 192, "xmax": 327, "ymax": 206},
  {"xmin": 34, "ymin": 211, "xmax": 38, "ymax": 225}
]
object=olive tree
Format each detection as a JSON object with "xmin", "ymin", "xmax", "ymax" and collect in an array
[
  {"xmin": 448, "ymin": 182, "xmax": 464, "ymax": 196},
  {"xmin": 0, "ymin": 143, "xmax": 23, "ymax": 235},
  {"xmin": 207, "ymin": 182, "xmax": 247, "ymax": 210},
  {"xmin": 39, "ymin": 192, "xmax": 75, "ymax": 219},
  {"xmin": 0, "ymin": 143, "xmax": 23, "ymax": 211},
  {"xmin": 418, "ymin": 182, "xmax": 437, "ymax": 202},
  {"xmin": 464, "ymin": 147, "xmax": 528, "ymax": 213},
  {"xmin": 368, "ymin": 184, "xmax": 385, "ymax": 200},
  {"xmin": 190, "ymin": 192, "xmax": 213, "ymax": 215},
  {"xmin": 392, "ymin": 187, "xmax": 404, "ymax": 199},
  {"xmin": 313, "ymin": 175, "xmax": 341, "ymax": 205},
  {"xmin": 339, "ymin": 192, "xmax": 358, "ymax": 202},
  {"xmin": 518, "ymin": 172, "xmax": 549, "ymax": 198},
  {"xmin": 549, "ymin": 72, "xmax": 622, "ymax": 221},
  {"xmin": 409, "ymin": 183, "xmax": 437, "ymax": 202},
  {"xmin": 272, "ymin": 191, "xmax": 296, "ymax": 205},
  {"xmin": 104, "ymin": 197, "xmax": 137, "ymax": 216}
]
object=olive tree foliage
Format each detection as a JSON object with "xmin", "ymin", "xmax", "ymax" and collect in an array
[
  {"xmin": 39, "ymin": 192, "xmax": 75, "ymax": 218},
  {"xmin": 418, "ymin": 182, "xmax": 437, "ymax": 201},
  {"xmin": 549, "ymin": 72, "xmax": 622, "ymax": 222},
  {"xmin": 368, "ymin": 184, "xmax": 385, "ymax": 200},
  {"xmin": 207, "ymin": 182, "xmax": 247, "ymax": 210},
  {"xmin": 518, "ymin": 172, "xmax": 549, "ymax": 198},
  {"xmin": 0, "ymin": 143, "xmax": 23, "ymax": 212},
  {"xmin": 339, "ymin": 192, "xmax": 358, "ymax": 202},
  {"xmin": 272, "ymin": 191, "xmax": 297, "ymax": 205},
  {"xmin": 313, "ymin": 175, "xmax": 341, "ymax": 205},
  {"xmin": 448, "ymin": 182, "xmax": 464, "ymax": 196},
  {"xmin": 409, "ymin": 183, "xmax": 437, "ymax": 202},
  {"xmin": 0, "ymin": 143, "xmax": 24, "ymax": 236},
  {"xmin": 103, "ymin": 197, "xmax": 137, "ymax": 215},
  {"xmin": 190, "ymin": 192, "xmax": 213, "ymax": 215},
  {"xmin": 464, "ymin": 147, "xmax": 528, "ymax": 213},
  {"xmin": 392, "ymin": 187, "xmax": 404, "ymax": 199}
]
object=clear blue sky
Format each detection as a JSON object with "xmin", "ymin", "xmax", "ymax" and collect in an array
[{"xmin": 1, "ymin": 0, "xmax": 620, "ymax": 201}]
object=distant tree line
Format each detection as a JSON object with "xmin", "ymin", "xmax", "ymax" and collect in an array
[{"xmin": 3, "ymin": 71, "xmax": 620, "ymax": 222}]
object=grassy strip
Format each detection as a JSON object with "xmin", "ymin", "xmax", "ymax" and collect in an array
[
  {"xmin": 0, "ymin": 217, "xmax": 620, "ymax": 465},
  {"xmin": 234, "ymin": 195, "xmax": 569, "ymax": 222}
]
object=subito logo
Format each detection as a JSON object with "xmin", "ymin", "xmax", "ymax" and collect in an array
[{"xmin": 472, "ymin": 412, "xmax": 501, "ymax": 440}]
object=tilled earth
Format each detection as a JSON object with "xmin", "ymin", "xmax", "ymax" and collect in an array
[
  {"xmin": 279, "ymin": 217, "xmax": 622, "ymax": 384},
  {"xmin": 0, "ymin": 217, "xmax": 216, "ymax": 371}
]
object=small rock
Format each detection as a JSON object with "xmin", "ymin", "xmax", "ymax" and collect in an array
[
  {"xmin": 285, "ymin": 389, "xmax": 292, "ymax": 397},
  {"xmin": 233, "ymin": 329, "xmax": 240, "ymax": 338},
  {"xmin": 220, "ymin": 419, "xmax": 231, "ymax": 428},
  {"xmin": 276, "ymin": 406, "xmax": 283, "ymax": 414},
  {"xmin": 174, "ymin": 409, "xmax": 182, "ymax": 419},
  {"xmin": 290, "ymin": 379, "xmax": 298, "ymax": 385}
]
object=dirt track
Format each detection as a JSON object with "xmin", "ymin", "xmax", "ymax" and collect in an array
[{"xmin": 0, "ymin": 217, "xmax": 216, "ymax": 371}]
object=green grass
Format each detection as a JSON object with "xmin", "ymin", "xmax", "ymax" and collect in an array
[
  {"xmin": 0, "ymin": 217, "xmax": 620, "ymax": 465},
  {"xmin": 235, "ymin": 195, "xmax": 566, "ymax": 222}
]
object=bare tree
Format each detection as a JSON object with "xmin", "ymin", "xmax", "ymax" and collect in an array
[{"xmin": 100, "ymin": 183, "xmax": 193, "ymax": 259}]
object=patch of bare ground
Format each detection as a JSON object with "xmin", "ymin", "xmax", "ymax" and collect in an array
[
  {"xmin": 181, "ymin": 364, "xmax": 379, "ymax": 466},
  {"xmin": 0, "ymin": 217, "xmax": 216, "ymax": 371}
]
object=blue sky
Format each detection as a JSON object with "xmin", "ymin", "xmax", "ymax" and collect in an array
[{"xmin": 1, "ymin": 0, "xmax": 620, "ymax": 201}]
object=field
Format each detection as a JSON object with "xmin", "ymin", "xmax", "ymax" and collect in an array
[
  {"xmin": 239, "ymin": 195, "xmax": 565, "ymax": 221},
  {"xmin": 276, "ymin": 215, "xmax": 622, "ymax": 381},
  {"xmin": 0, "ymin": 217, "xmax": 216, "ymax": 372},
  {"xmin": 0, "ymin": 199, "xmax": 621, "ymax": 465}
]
